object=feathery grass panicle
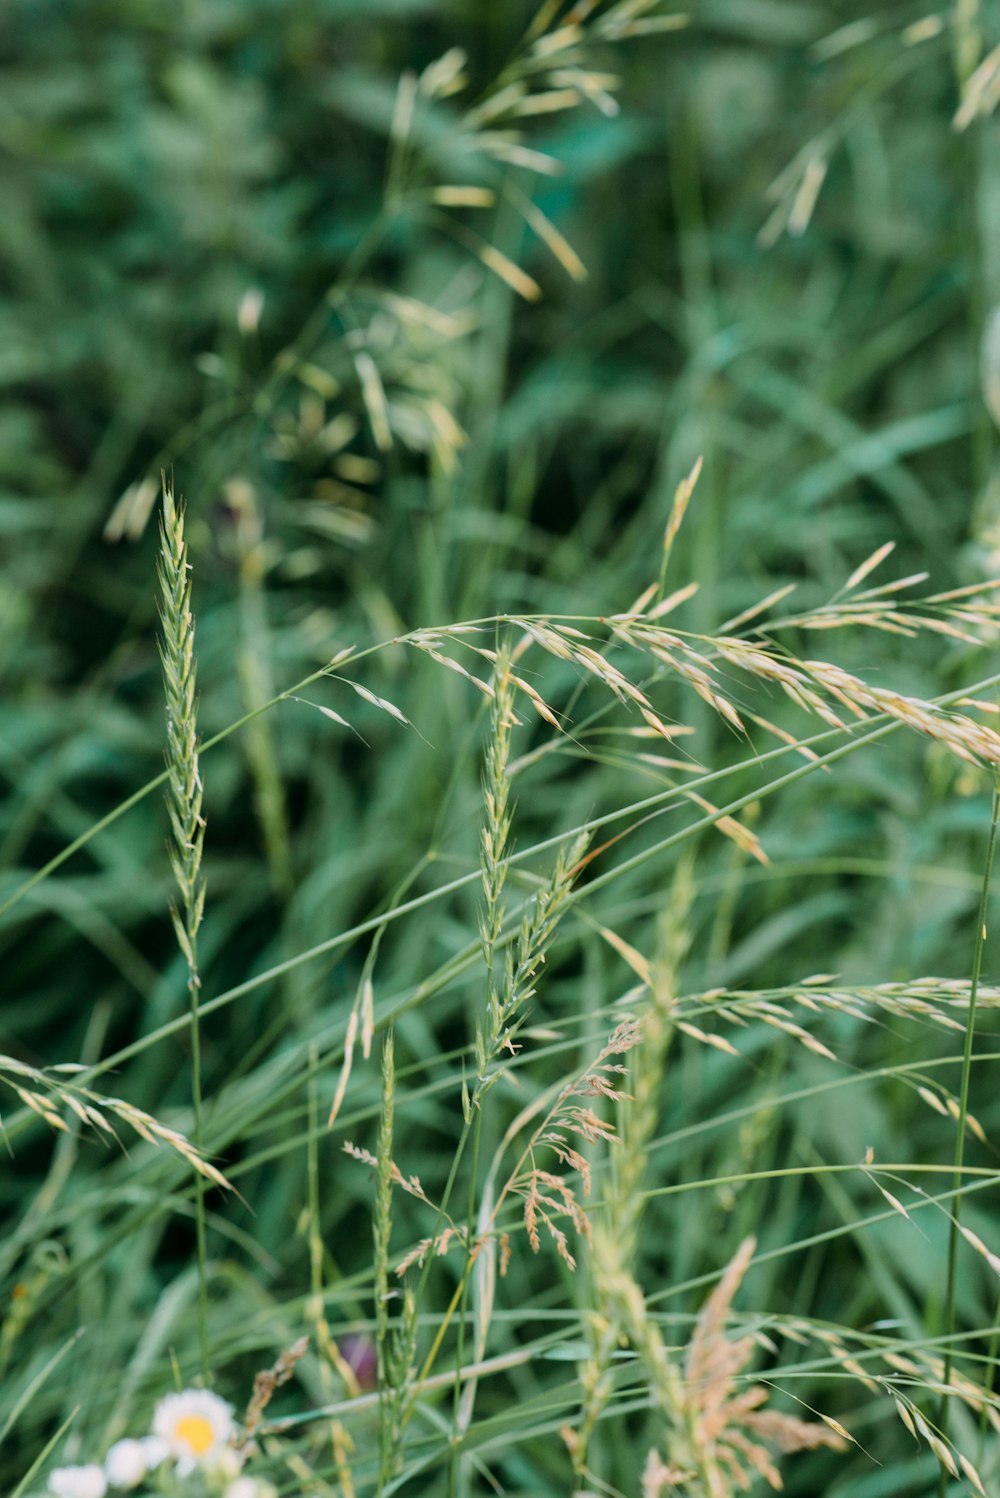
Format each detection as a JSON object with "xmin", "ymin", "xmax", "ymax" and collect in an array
[
  {"xmin": 681, "ymin": 1237, "xmax": 848, "ymax": 1495},
  {"xmin": 157, "ymin": 476, "xmax": 211, "ymax": 1379},
  {"xmin": 657, "ymin": 455, "xmax": 703, "ymax": 600},
  {"xmin": 446, "ymin": 653, "xmax": 592, "ymax": 1478},
  {"xmin": 240, "ymin": 1336, "xmax": 310, "ymax": 1446},
  {"xmin": 493, "ymin": 1017, "xmax": 640, "ymax": 1276},
  {"xmin": 0, "ymin": 1055, "xmax": 230, "ymax": 1189},
  {"xmin": 476, "ymin": 826, "xmax": 591, "ymax": 1100},
  {"xmin": 472, "ymin": 644, "xmax": 591, "ymax": 1104}
]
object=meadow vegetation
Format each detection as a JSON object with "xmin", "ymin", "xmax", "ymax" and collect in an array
[{"xmin": 5, "ymin": 2, "xmax": 1000, "ymax": 1494}]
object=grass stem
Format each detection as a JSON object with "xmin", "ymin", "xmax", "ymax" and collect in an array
[{"xmin": 937, "ymin": 772, "xmax": 1000, "ymax": 1489}]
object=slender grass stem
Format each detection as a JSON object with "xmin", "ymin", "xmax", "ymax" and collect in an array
[
  {"xmin": 448, "ymin": 1108, "xmax": 482, "ymax": 1497},
  {"xmin": 190, "ymin": 1007, "xmax": 208, "ymax": 1382},
  {"xmin": 375, "ymin": 1032, "xmax": 396, "ymax": 1493},
  {"xmin": 977, "ymin": 1282, "xmax": 1000, "ymax": 1462},
  {"xmin": 936, "ymin": 773, "xmax": 1000, "ymax": 1489}
]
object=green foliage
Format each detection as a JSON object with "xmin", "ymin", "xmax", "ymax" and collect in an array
[{"xmin": 6, "ymin": 2, "xmax": 1000, "ymax": 1495}]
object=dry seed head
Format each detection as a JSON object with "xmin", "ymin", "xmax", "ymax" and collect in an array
[
  {"xmin": 242, "ymin": 1336, "xmax": 309, "ymax": 1442},
  {"xmin": 955, "ymin": 42, "xmax": 1000, "ymax": 129},
  {"xmin": 476, "ymin": 133, "xmax": 563, "ymax": 175},
  {"xmin": 395, "ymin": 1226, "xmax": 467, "ymax": 1276},
  {"xmin": 2, "ymin": 1052, "xmax": 233, "ymax": 1188},
  {"xmin": 390, "ymin": 70, "xmax": 417, "ymax": 143},
  {"xmin": 903, "ymin": 16, "xmax": 945, "ymax": 45},
  {"xmin": 478, "ymin": 243, "xmax": 542, "ymax": 301},
  {"xmin": 787, "ymin": 154, "xmax": 828, "ymax": 236},
  {"xmin": 662, "ymin": 455, "xmax": 703, "ymax": 569},
  {"xmin": 680, "ymin": 1236, "xmax": 847, "ymax": 1489},
  {"xmin": 419, "ymin": 46, "xmax": 467, "ymax": 98},
  {"xmin": 104, "ymin": 475, "xmax": 158, "ymax": 542},
  {"xmin": 329, "ymin": 1010, "xmax": 358, "ymax": 1126},
  {"xmin": 641, "ymin": 1448, "xmax": 693, "ymax": 1495},
  {"xmin": 506, "ymin": 182, "xmax": 587, "ymax": 281}
]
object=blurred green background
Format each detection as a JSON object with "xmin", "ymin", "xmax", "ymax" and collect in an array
[{"xmin": 4, "ymin": 1, "xmax": 1000, "ymax": 1493}]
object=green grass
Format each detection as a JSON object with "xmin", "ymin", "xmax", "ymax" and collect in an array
[{"xmin": 5, "ymin": 2, "xmax": 1000, "ymax": 1495}]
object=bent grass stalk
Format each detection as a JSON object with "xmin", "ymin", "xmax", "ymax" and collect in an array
[
  {"xmin": 9, "ymin": 660, "xmax": 1000, "ymax": 1163},
  {"xmin": 7, "ymin": 604, "xmax": 1000, "ymax": 923},
  {"xmin": 157, "ymin": 478, "xmax": 210, "ymax": 1382}
]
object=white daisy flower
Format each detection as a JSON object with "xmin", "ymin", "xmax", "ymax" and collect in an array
[
  {"xmin": 224, "ymin": 1479, "xmax": 278, "ymax": 1498},
  {"xmin": 151, "ymin": 1388, "xmax": 235, "ymax": 1475},
  {"xmin": 139, "ymin": 1436, "xmax": 170, "ymax": 1471},
  {"xmin": 103, "ymin": 1439, "xmax": 146, "ymax": 1490},
  {"xmin": 48, "ymin": 1467, "xmax": 108, "ymax": 1498},
  {"xmin": 208, "ymin": 1447, "xmax": 245, "ymax": 1480}
]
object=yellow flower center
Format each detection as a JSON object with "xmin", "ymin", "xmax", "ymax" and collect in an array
[{"xmin": 173, "ymin": 1413, "xmax": 216, "ymax": 1456}]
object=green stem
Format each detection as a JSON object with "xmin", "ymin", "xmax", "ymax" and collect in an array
[
  {"xmin": 937, "ymin": 772, "xmax": 1000, "ymax": 1487},
  {"xmin": 448, "ymin": 1108, "xmax": 483, "ymax": 1497},
  {"xmin": 978, "ymin": 1281, "xmax": 1000, "ymax": 1463},
  {"xmin": 375, "ymin": 1032, "xmax": 396, "ymax": 1493},
  {"xmin": 190, "ymin": 963, "xmax": 209, "ymax": 1383}
]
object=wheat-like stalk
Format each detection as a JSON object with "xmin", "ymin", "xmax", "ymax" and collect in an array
[
  {"xmin": 475, "ymin": 652, "xmax": 516, "ymax": 1095},
  {"xmin": 157, "ymin": 476, "xmax": 211, "ymax": 1378},
  {"xmin": 158, "ymin": 481, "xmax": 206, "ymax": 967}
]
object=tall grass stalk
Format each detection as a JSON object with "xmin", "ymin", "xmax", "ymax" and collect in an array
[
  {"xmin": 448, "ymin": 653, "xmax": 515, "ymax": 1492},
  {"xmin": 374, "ymin": 1031, "xmax": 394, "ymax": 1489},
  {"xmin": 574, "ymin": 857, "xmax": 694, "ymax": 1488},
  {"xmin": 157, "ymin": 478, "xmax": 210, "ymax": 1381},
  {"xmin": 938, "ymin": 772, "xmax": 1000, "ymax": 1490},
  {"xmin": 374, "ymin": 1030, "xmax": 418, "ymax": 1493}
]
